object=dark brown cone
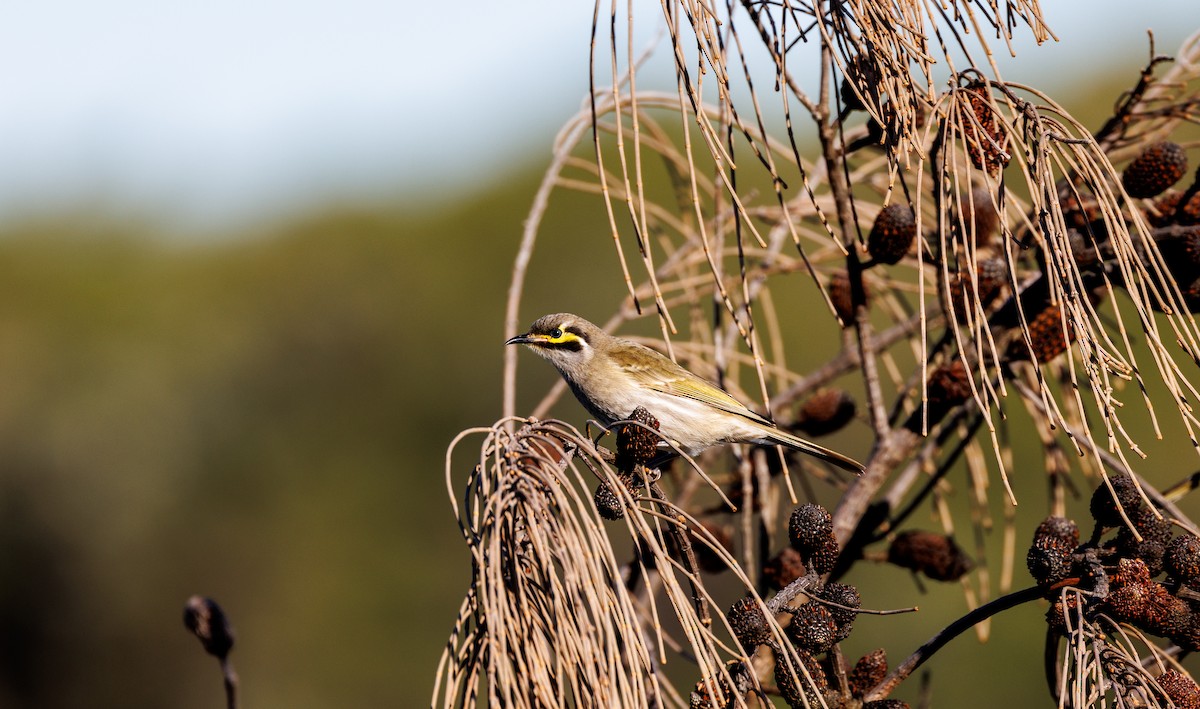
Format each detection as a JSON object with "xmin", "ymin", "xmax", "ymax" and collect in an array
[
  {"xmin": 774, "ymin": 649, "xmax": 827, "ymax": 708},
  {"xmin": 786, "ymin": 602, "xmax": 839, "ymax": 654},
  {"xmin": 1184, "ymin": 277, "xmax": 1200, "ymax": 314},
  {"xmin": 927, "ymin": 361, "xmax": 972, "ymax": 409},
  {"xmin": 809, "ymin": 535, "xmax": 840, "ymax": 575},
  {"xmin": 1171, "ymin": 613, "xmax": 1200, "ymax": 653},
  {"xmin": 1089, "ymin": 474, "xmax": 1142, "ymax": 528},
  {"xmin": 1026, "ymin": 536, "xmax": 1074, "ymax": 588},
  {"xmin": 863, "ymin": 701, "xmax": 910, "ymax": 709},
  {"xmin": 1046, "ymin": 593, "xmax": 1085, "ymax": 635},
  {"xmin": 1166, "ymin": 534, "xmax": 1200, "ymax": 587},
  {"xmin": 1157, "ymin": 670, "xmax": 1200, "ymax": 709},
  {"xmin": 728, "ymin": 596, "xmax": 771, "ymax": 650},
  {"xmin": 1115, "ymin": 506, "xmax": 1172, "ymax": 576},
  {"xmin": 1035, "ymin": 516, "xmax": 1081, "ymax": 547},
  {"xmin": 1028, "ymin": 304, "xmax": 1071, "ymax": 362},
  {"xmin": 962, "ymin": 83, "xmax": 1008, "ymax": 175},
  {"xmin": 616, "ymin": 407, "xmax": 661, "ymax": 469},
  {"xmin": 848, "ymin": 649, "xmax": 888, "ymax": 699},
  {"xmin": 828, "ymin": 270, "xmax": 862, "ymax": 327},
  {"xmin": 1105, "ymin": 558, "xmax": 1189, "ymax": 637},
  {"xmin": 887, "ymin": 530, "xmax": 973, "ymax": 582},
  {"xmin": 910, "ymin": 360, "xmax": 973, "ymax": 431},
  {"xmin": 789, "ymin": 503, "xmax": 834, "ymax": 555},
  {"xmin": 816, "ymin": 581, "xmax": 861, "ymax": 628},
  {"xmin": 1062, "ymin": 192, "xmax": 1104, "ymax": 234},
  {"xmin": 1123, "ymin": 141, "xmax": 1188, "ymax": 199},
  {"xmin": 763, "ymin": 547, "xmax": 807, "ymax": 590},
  {"xmin": 947, "ymin": 259, "xmax": 1006, "ymax": 321},
  {"xmin": 1149, "ymin": 191, "xmax": 1200, "ymax": 227},
  {"xmin": 1068, "ymin": 229, "xmax": 1100, "ymax": 269},
  {"xmin": 689, "ymin": 663, "xmax": 741, "ymax": 709},
  {"xmin": 840, "ymin": 55, "xmax": 881, "ymax": 113},
  {"xmin": 1006, "ymin": 303, "xmax": 1072, "ymax": 363},
  {"xmin": 961, "ymin": 187, "xmax": 1000, "ymax": 248},
  {"xmin": 1181, "ymin": 227, "xmax": 1200, "ymax": 269},
  {"xmin": 793, "ymin": 388, "xmax": 856, "ymax": 436},
  {"xmin": 594, "ymin": 481, "xmax": 626, "ymax": 520},
  {"xmin": 691, "ymin": 522, "xmax": 734, "ymax": 574},
  {"xmin": 868, "ymin": 204, "xmax": 918, "ymax": 265}
]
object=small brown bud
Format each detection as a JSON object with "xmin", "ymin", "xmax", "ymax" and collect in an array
[
  {"xmin": 1067, "ymin": 229, "xmax": 1101, "ymax": 269},
  {"xmin": 926, "ymin": 361, "xmax": 972, "ymax": 409},
  {"xmin": 183, "ymin": 596, "xmax": 235, "ymax": 660},
  {"xmin": 839, "ymin": 55, "xmax": 881, "ymax": 113},
  {"xmin": 867, "ymin": 204, "xmax": 918, "ymax": 265},
  {"xmin": 947, "ymin": 258, "xmax": 1006, "ymax": 321},
  {"xmin": 1027, "ymin": 516, "xmax": 1079, "ymax": 588},
  {"xmin": 907, "ymin": 360, "xmax": 974, "ymax": 432},
  {"xmin": 1123, "ymin": 141, "xmax": 1188, "ymax": 199},
  {"xmin": 887, "ymin": 530, "xmax": 973, "ymax": 582},
  {"xmin": 1170, "ymin": 613, "xmax": 1200, "ymax": 652}
]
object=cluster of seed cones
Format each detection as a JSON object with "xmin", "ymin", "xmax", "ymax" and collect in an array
[
  {"xmin": 1026, "ymin": 474, "xmax": 1200, "ymax": 704},
  {"xmin": 593, "ymin": 407, "xmax": 662, "ymax": 520},
  {"xmin": 704, "ymin": 503, "xmax": 907, "ymax": 709}
]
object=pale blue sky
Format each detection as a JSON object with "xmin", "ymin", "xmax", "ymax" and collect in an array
[{"xmin": 1, "ymin": 2, "xmax": 1196, "ymax": 230}]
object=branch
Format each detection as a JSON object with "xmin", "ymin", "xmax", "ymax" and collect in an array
[{"xmin": 862, "ymin": 586, "xmax": 1046, "ymax": 702}]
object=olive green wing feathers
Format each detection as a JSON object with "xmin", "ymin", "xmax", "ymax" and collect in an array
[{"xmin": 619, "ymin": 344, "xmax": 774, "ymax": 426}]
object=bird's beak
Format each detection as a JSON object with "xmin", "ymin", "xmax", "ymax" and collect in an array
[{"xmin": 505, "ymin": 333, "xmax": 535, "ymax": 346}]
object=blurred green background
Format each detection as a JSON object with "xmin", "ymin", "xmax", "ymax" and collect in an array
[{"xmin": 2, "ymin": 4, "xmax": 1200, "ymax": 708}]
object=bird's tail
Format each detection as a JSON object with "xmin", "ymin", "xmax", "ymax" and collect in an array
[{"xmin": 759, "ymin": 426, "xmax": 865, "ymax": 475}]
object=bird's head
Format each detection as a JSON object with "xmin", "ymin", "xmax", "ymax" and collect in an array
[{"xmin": 506, "ymin": 313, "xmax": 604, "ymax": 374}]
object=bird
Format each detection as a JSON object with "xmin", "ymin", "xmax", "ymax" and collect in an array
[{"xmin": 506, "ymin": 313, "xmax": 864, "ymax": 474}]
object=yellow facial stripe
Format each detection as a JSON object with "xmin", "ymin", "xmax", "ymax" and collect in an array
[{"xmin": 545, "ymin": 328, "xmax": 581, "ymax": 345}]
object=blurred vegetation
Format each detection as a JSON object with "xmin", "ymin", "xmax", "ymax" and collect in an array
[
  {"xmin": 0, "ymin": 168, "xmax": 622, "ymax": 708},
  {"xmin": 0, "ymin": 45, "xmax": 1197, "ymax": 708}
]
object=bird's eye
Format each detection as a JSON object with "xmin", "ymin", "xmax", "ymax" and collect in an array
[{"xmin": 550, "ymin": 328, "xmax": 564, "ymax": 339}]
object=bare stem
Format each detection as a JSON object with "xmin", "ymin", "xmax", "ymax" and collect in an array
[{"xmin": 863, "ymin": 586, "xmax": 1045, "ymax": 702}]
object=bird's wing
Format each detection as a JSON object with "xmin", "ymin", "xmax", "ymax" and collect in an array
[{"xmin": 620, "ymin": 343, "xmax": 775, "ymax": 427}]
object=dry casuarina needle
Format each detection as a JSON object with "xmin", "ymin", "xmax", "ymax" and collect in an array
[{"xmin": 456, "ymin": 4, "xmax": 1200, "ymax": 706}]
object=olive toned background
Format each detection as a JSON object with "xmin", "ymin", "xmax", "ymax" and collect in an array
[{"xmin": 2, "ymin": 6, "xmax": 1200, "ymax": 708}]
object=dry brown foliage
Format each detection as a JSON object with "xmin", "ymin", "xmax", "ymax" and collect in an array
[{"xmin": 438, "ymin": 3, "xmax": 1200, "ymax": 707}]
